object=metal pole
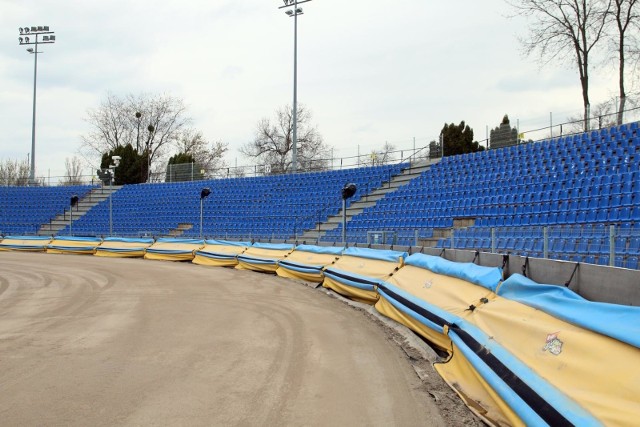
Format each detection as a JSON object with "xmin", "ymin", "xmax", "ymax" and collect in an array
[
  {"xmin": 609, "ymin": 225, "xmax": 615, "ymax": 267},
  {"xmin": 486, "ymin": 125, "xmax": 489, "ymax": 148},
  {"xmin": 109, "ymin": 172, "xmax": 113, "ymax": 236},
  {"xmin": 136, "ymin": 113, "xmax": 141, "ymax": 152},
  {"xmin": 70, "ymin": 206, "xmax": 72, "ymax": 236},
  {"xmin": 200, "ymin": 198, "xmax": 204, "ymax": 239},
  {"xmin": 29, "ymin": 36, "xmax": 38, "ymax": 184},
  {"xmin": 342, "ymin": 198, "xmax": 347, "ymax": 244},
  {"xmin": 292, "ymin": 0, "xmax": 298, "ymax": 173}
]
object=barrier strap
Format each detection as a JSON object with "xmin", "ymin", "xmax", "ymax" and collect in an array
[
  {"xmin": 522, "ymin": 257, "xmax": 530, "ymax": 278},
  {"xmin": 564, "ymin": 263, "xmax": 579, "ymax": 288},
  {"xmin": 324, "ymin": 269, "xmax": 380, "ymax": 286},
  {"xmin": 279, "ymin": 260, "xmax": 323, "ymax": 271},
  {"xmin": 449, "ymin": 324, "xmax": 573, "ymax": 427},
  {"xmin": 377, "ymin": 283, "xmax": 449, "ymax": 329}
]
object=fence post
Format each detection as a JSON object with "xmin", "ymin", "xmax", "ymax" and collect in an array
[
  {"xmin": 543, "ymin": 226, "xmax": 548, "ymax": 259},
  {"xmin": 491, "ymin": 228, "xmax": 496, "ymax": 253},
  {"xmin": 414, "ymin": 229, "xmax": 419, "ymax": 247},
  {"xmin": 609, "ymin": 225, "xmax": 615, "ymax": 267}
]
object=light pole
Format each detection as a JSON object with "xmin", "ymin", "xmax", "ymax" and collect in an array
[
  {"xmin": 200, "ymin": 187, "xmax": 211, "ymax": 239},
  {"xmin": 146, "ymin": 124, "xmax": 155, "ymax": 182},
  {"xmin": 18, "ymin": 26, "xmax": 56, "ymax": 185},
  {"xmin": 341, "ymin": 183, "xmax": 357, "ymax": 244},
  {"xmin": 109, "ymin": 156, "xmax": 121, "ymax": 236},
  {"xmin": 280, "ymin": 0, "xmax": 312, "ymax": 173},
  {"xmin": 70, "ymin": 195, "xmax": 79, "ymax": 236},
  {"xmin": 135, "ymin": 112, "xmax": 142, "ymax": 152}
]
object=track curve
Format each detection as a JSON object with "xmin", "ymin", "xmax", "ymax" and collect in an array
[{"xmin": 0, "ymin": 252, "xmax": 448, "ymax": 426}]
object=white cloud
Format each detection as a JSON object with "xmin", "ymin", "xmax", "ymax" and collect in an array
[{"xmin": 0, "ymin": 0, "xmax": 625, "ymax": 180}]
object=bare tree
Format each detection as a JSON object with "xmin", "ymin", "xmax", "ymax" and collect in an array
[
  {"xmin": 565, "ymin": 99, "xmax": 615, "ymax": 132},
  {"xmin": 367, "ymin": 142, "xmax": 397, "ymax": 166},
  {"xmin": 605, "ymin": 0, "xmax": 640, "ymax": 124},
  {"xmin": 176, "ymin": 129, "xmax": 229, "ymax": 178},
  {"xmin": 81, "ymin": 92, "xmax": 192, "ymax": 176},
  {"xmin": 0, "ymin": 159, "xmax": 30, "ymax": 186},
  {"xmin": 508, "ymin": 0, "xmax": 611, "ymax": 129},
  {"xmin": 566, "ymin": 95, "xmax": 638, "ymax": 131},
  {"xmin": 240, "ymin": 104, "xmax": 331, "ymax": 174},
  {"xmin": 63, "ymin": 156, "xmax": 84, "ymax": 186}
]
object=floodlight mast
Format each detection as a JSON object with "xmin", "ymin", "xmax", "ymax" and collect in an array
[
  {"xmin": 18, "ymin": 26, "xmax": 55, "ymax": 185},
  {"xmin": 279, "ymin": 0, "xmax": 312, "ymax": 173}
]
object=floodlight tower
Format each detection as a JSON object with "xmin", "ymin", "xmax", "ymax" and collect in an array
[
  {"xmin": 279, "ymin": 0, "xmax": 312, "ymax": 173},
  {"xmin": 18, "ymin": 26, "xmax": 56, "ymax": 185}
]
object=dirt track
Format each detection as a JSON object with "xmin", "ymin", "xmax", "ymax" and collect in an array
[{"xmin": 0, "ymin": 252, "xmax": 473, "ymax": 426}]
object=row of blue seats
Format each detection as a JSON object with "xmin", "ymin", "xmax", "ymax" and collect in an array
[
  {"xmin": 63, "ymin": 164, "xmax": 405, "ymax": 237},
  {"xmin": 451, "ymin": 236, "xmax": 640, "ymax": 254},
  {"xmin": 435, "ymin": 239, "xmax": 639, "ymax": 269},
  {"xmin": 0, "ymin": 185, "xmax": 94, "ymax": 235}
]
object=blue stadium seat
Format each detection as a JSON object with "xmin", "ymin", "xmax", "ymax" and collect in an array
[
  {"xmin": 615, "ymin": 237, "xmax": 628, "ymax": 254},
  {"xmin": 591, "ymin": 238, "xmax": 610, "ymax": 254},
  {"xmin": 584, "ymin": 255, "xmax": 596, "ymax": 264},
  {"xmin": 627, "ymin": 237, "xmax": 640, "ymax": 255},
  {"xmin": 596, "ymin": 209, "xmax": 609, "ymax": 223}
]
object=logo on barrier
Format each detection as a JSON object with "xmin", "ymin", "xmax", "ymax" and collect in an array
[
  {"xmin": 423, "ymin": 279, "xmax": 433, "ymax": 289},
  {"xmin": 543, "ymin": 332, "xmax": 563, "ymax": 355}
]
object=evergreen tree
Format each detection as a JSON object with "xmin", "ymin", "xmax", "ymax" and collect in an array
[
  {"xmin": 440, "ymin": 121, "xmax": 485, "ymax": 156},
  {"xmin": 100, "ymin": 144, "xmax": 146, "ymax": 185}
]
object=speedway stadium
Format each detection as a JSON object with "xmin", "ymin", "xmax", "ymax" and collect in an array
[{"xmin": 1, "ymin": 122, "xmax": 640, "ymax": 425}]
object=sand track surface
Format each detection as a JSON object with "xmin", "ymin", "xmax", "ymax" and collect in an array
[{"xmin": 0, "ymin": 252, "xmax": 450, "ymax": 426}]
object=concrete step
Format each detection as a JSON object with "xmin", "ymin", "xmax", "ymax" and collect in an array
[
  {"xmin": 37, "ymin": 185, "xmax": 124, "ymax": 236},
  {"xmin": 296, "ymin": 159, "xmax": 437, "ymax": 242},
  {"xmin": 167, "ymin": 223, "xmax": 194, "ymax": 237}
]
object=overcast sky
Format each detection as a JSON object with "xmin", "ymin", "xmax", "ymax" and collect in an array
[{"xmin": 0, "ymin": 0, "xmax": 624, "ymax": 180}]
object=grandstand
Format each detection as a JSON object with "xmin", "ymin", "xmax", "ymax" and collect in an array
[
  {"xmin": 322, "ymin": 122, "xmax": 640, "ymax": 268},
  {"xmin": 1, "ymin": 122, "xmax": 639, "ymax": 269},
  {"xmin": 60, "ymin": 163, "xmax": 405, "ymax": 239},
  {"xmin": 0, "ymin": 185, "xmax": 93, "ymax": 235}
]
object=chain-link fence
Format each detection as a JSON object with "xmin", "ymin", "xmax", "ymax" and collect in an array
[{"xmin": 436, "ymin": 225, "xmax": 640, "ymax": 269}]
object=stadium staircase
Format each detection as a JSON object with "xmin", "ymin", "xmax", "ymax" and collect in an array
[
  {"xmin": 298, "ymin": 159, "xmax": 438, "ymax": 243},
  {"xmin": 37, "ymin": 186, "xmax": 122, "ymax": 236},
  {"xmin": 168, "ymin": 223, "xmax": 193, "ymax": 237}
]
